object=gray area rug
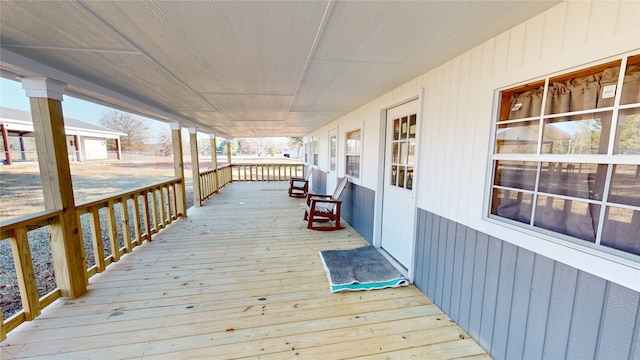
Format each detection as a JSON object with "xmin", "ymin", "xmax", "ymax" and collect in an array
[{"xmin": 319, "ymin": 246, "xmax": 409, "ymax": 292}]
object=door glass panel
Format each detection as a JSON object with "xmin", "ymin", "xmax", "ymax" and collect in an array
[
  {"xmin": 389, "ymin": 113, "xmax": 417, "ymax": 190},
  {"xmin": 409, "ymin": 115, "xmax": 417, "ymax": 139},
  {"xmin": 406, "ymin": 167, "xmax": 414, "ymax": 189},
  {"xmin": 394, "ymin": 119, "xmax": 400, "ymax": 140},
  {"xmin": 399, "ymin": 142, "xmax": 407, "ymax": 164},
  {"xmin": 408, "ymin": 140, "xmax": 415, "ymax": 165},
  {"xmin": 401, "ymin": 117, "xmax": 408, "ymax": 139},
  {"xmin": 391, "ymin": 166, "xmax": 397, "ymax": 186},
  {"xmin": 392, "ymin": 143, "xmax": 399, "ymax": 163}
]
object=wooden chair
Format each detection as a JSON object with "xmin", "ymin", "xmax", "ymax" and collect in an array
[
  {"xmin": 303, "ymin": 176, "xmax": 348, "ymax": 231},
  {"xmin": 288, "ymin": 171, "xmax": 311, "ymax": 198}
]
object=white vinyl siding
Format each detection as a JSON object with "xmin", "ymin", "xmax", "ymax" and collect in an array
[{"xmin": 304, "ymin": 0, "xmax": 639, "ymax": 290}]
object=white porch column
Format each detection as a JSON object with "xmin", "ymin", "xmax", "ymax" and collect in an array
[
  {"xmin": 170, "ymin": 122, "xmax": 187, "ymax": 217},
  {"xmin": 188, "ymin": 127, "xmax": 201, "ymax": 207},
  {"xmin": 21, "ymin": 77, "xmax": 87, "ymax": 299}
]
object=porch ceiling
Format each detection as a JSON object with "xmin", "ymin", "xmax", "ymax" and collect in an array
[{"xmin": 0, "ymin": 1, "xmax": 558, "ymax": 138}]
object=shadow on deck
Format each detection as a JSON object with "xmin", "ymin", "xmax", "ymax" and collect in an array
[{"xmin": 1, "ymin": 182, "xmax": 490, "ymax": 359}]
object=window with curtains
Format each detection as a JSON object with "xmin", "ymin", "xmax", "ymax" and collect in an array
[
  {"xmin": 313, "ymin": 139, "xmax": 318, "ymax": 166},
  {"xmin": 489, "ymin": 54, "xmax": 640, "ymax": 257},
  {"xmin": 345, "ymin": 129, "xmax": 361, "ymax": 178}
]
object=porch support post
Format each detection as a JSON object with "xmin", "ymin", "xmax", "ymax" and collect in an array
[
  {"xmin": 170, "ymin": 123, "xmax": 187, "ymax": 217},
  {"xmin": 226, "ymin": 141, "xmax": 232, "ymax": 165},
  {"xmin": 1, "ymin": 123, "xmax": 11, "ymax": 165},
  {"xmin": 21, "ymin": 77, "xmax": 87, "ymax": 298},
  {"xmin": 115, "ymin": 137, "xmax": 122, "ymax": 160},
  {"xmin": 188, "ymin": 127, "xmax": 201, "ymax": 207},
  {"xmin": 19, "ymin": 135, "xmax": 26, "ymax": 161},
  {"xmin": 209, "ymin": 134, "xmax": 219, "ymax": 192},
  {"xmin": 73, "ymin": 134, "xmax": 81, "ymax": 161}
]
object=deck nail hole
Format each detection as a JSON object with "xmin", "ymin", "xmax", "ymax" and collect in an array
[
  {"xmin": 186, "ymin": 305, "xmax": 194, "ymax": 309},
  {"xmin": 258, "ymin": 297, "xmax": 267, "ymax": 301}
]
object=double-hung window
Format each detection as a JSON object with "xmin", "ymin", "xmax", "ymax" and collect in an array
[
  {"xmin": 489, "ymin": 54, "xmax": 640, "ymax": 257},
  {"xmin": 345, "ymin": 129, "xmax": 361, "ymax": 178}
]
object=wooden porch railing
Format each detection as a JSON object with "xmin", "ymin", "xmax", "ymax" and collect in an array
[
  {"xmin": 0, "ymin": 178, "xmax": 183, "ymax": 341},
  {"xmin": 232, "ymin": 163, "xmax": 304, "ymax": 182},
  {"xmin": 199, "ymin": 165, "xmax": 233, "ymax": 201}
]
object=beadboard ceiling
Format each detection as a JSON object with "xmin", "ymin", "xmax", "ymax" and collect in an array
[{"xmin": 0, "ymin": 1, "xmax": 558, "ymax": 138}]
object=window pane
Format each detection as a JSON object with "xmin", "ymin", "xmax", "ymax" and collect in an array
[
  {"xmin": 408, "ymin": 140, "xmax": 415, "ymax": 165},
  {"xmin": 346, "ymin": 155, "xmax": 360, "ymax": 177},
  {"xmin": 409, "ymin": 115, "xmax": 417, "ymax": 138},
  {"xmin": 399, "ymin": 141, "xmax": 407, "ymax": 165},
  {"xmin": 495, "ymin": 120, "xmax": 539, "ymax": 154},
  {"xmin": 398, "ymin": 166, "xmax": 406, "ymax": 189},
  {"xmin": 534, "ymin": 195, "xmax": 599, "ymax": 242},
  {"xmin": 601, "ymin": 206, "xmax": 640, "ymax": 255},
  {"xmin": 491, "ymin": 188, "xmax": 533, "ymax": 224},
  {"xmin": 621, "ymin": 55, "xmax": 640, "ymax": 105},
  {"xmin": 394, "ymin": 119, "xmax": 400, "ymax": 140},
  {"xmin": 406, "ymin": 167, "xmax": 414, "ymax": 190},
  {"xmin": 613, "ymin": 108, "xmax": 640, "ymax": 155},
  {"xmin": 401, "ymin": 117, "xmax": 408, "ymax": 139},
  {"xmin": 546, "ymin": 65, "xmax": 620, "ymax": 114},
  {"xmin": 391, "ymin": 165, "xmax": 397, "ymax": 186},
  {"xmin": 392, "ymin": 143, "xmax": 399, "ymax": 164},
  {"xmin": 542, "ymin": 112, "xmax": 611, "ymax": 155},
  {"xmin": 609, "ymin": 165, "xmax": 640, "ymax": 207},
  {"xmin": 493, "ymin": 160, "xmax": 537, "ymax": 191},
  {"xmin": 538, "ymin": 162, "xmax": 607, "ymax": 200}
]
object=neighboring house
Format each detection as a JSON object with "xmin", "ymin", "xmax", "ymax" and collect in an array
[{"xmin": 0, "ymin": 107, "xmax": 126, "ymax": 164}]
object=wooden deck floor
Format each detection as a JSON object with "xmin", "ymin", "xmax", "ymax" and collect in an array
[{"xmin": 1, "ymin": 182, "xmax": 491, "ymax": 360}]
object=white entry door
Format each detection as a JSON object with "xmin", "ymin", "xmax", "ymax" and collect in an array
[
  {"xmin": 327, "ymin": 128, "xmax": 338, "ymax": 192},
  {"xmin": 381, "ymin": 100, "xmax": 419, "ymax": 268}
]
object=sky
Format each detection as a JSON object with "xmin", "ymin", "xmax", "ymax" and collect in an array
[{"xmin": 0, "ymin": 77, "xmax": 167, "ymax": 137}]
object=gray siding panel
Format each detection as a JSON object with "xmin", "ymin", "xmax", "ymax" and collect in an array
[
  {"xmin": 442, "ymin": 218, "xmax": 457, "ymax": 314},
  {"xmin": 566, "ymin": 271, "xmax": 606, "ymax": 359},
  {"xmin": 311, "ymin": 169, "xmax": 326, "ymax": 195},
  {"xmin": 469, "ymin": 232, "xmax": 489, "ymax": 340},
  {"xmin": 428, "ymin": 215, "xmax": 440, "ymax": 298},
  {"xmin": 449, "ymin": 223, "xmax": 467, "ymax": 322},
  {"xmin": 413, "ymin": 208, "xmax": 640, "ymax": 360},
  {"xmin": 341, "ymin": 182, "xmax": 374, "ymax": 243},
  {"xmin": 458, "ymin": 228, "xmax": 477, "ymax": 331},
  {"xmin": 505, "ymin": 247, "xmax": 535, "ymax": 359},
  {"xmin": 543, "ymin": 262, "xmax": 578, "ymax": 359},
  {"xmin": 523, "ymin": 254, "xmax": 554, "ymax": 360},
  {"xmin": 479, "ymin": 237, "xmax": 502, "ymax": 351},
  {"xmin": 598, "ymin": 283, "xmax": 640, "ymax": 360},
  {"xmin": 491, "ymin": 241, "xmax": 517, "ymax": 360}
]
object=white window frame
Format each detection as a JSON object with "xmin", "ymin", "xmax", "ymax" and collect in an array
[
  {"xmin": 486, "ymin": 54, "xmax": 640, "ymax": 262},
  {"xmin": 345, "ymin": 128, "xmax": 362, "ymax": 179}
]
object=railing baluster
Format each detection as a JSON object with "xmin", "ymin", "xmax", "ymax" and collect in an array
[
  {"xmin": 158, "ymin": 187, "xmax": 166, "ymax": 228},
  {"xmin": 9, "ymin": 226, "xmax": 41, "ymax": 321},
  {"xmin": 142, "ymin": 191, "xmax": 153, "ymax": 242},
  {"xmin": 132, "ymin": 193, "xmax": 142, "ymax": 246},
  {"xmin": 106, "ymin": 200, "xmax": 120, "ymax": 261},
  {"xmin": 119, "ymin": 196, "xmax": 133, "ymax": 253},
  {"xmin": 150, "ymin": 188, "xmax": 160, "ymax": 232},
  {"xmin": 89, "ymin": 206, "xmax": 106, "ymax": 273}
]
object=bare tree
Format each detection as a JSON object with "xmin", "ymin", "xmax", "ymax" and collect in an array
[{"xmin": 100, "ymin": 110, "xmax": 150, "ymax": 151}]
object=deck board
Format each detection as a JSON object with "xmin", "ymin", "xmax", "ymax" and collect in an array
[{"xmin": 0, "ymin": 182, "xmax": 490, "ymax": 359}]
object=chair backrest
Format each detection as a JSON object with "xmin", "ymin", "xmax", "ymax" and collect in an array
[{"xmin": 332, "ymin": 176, "xmax": 349, "ymax": 200}]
